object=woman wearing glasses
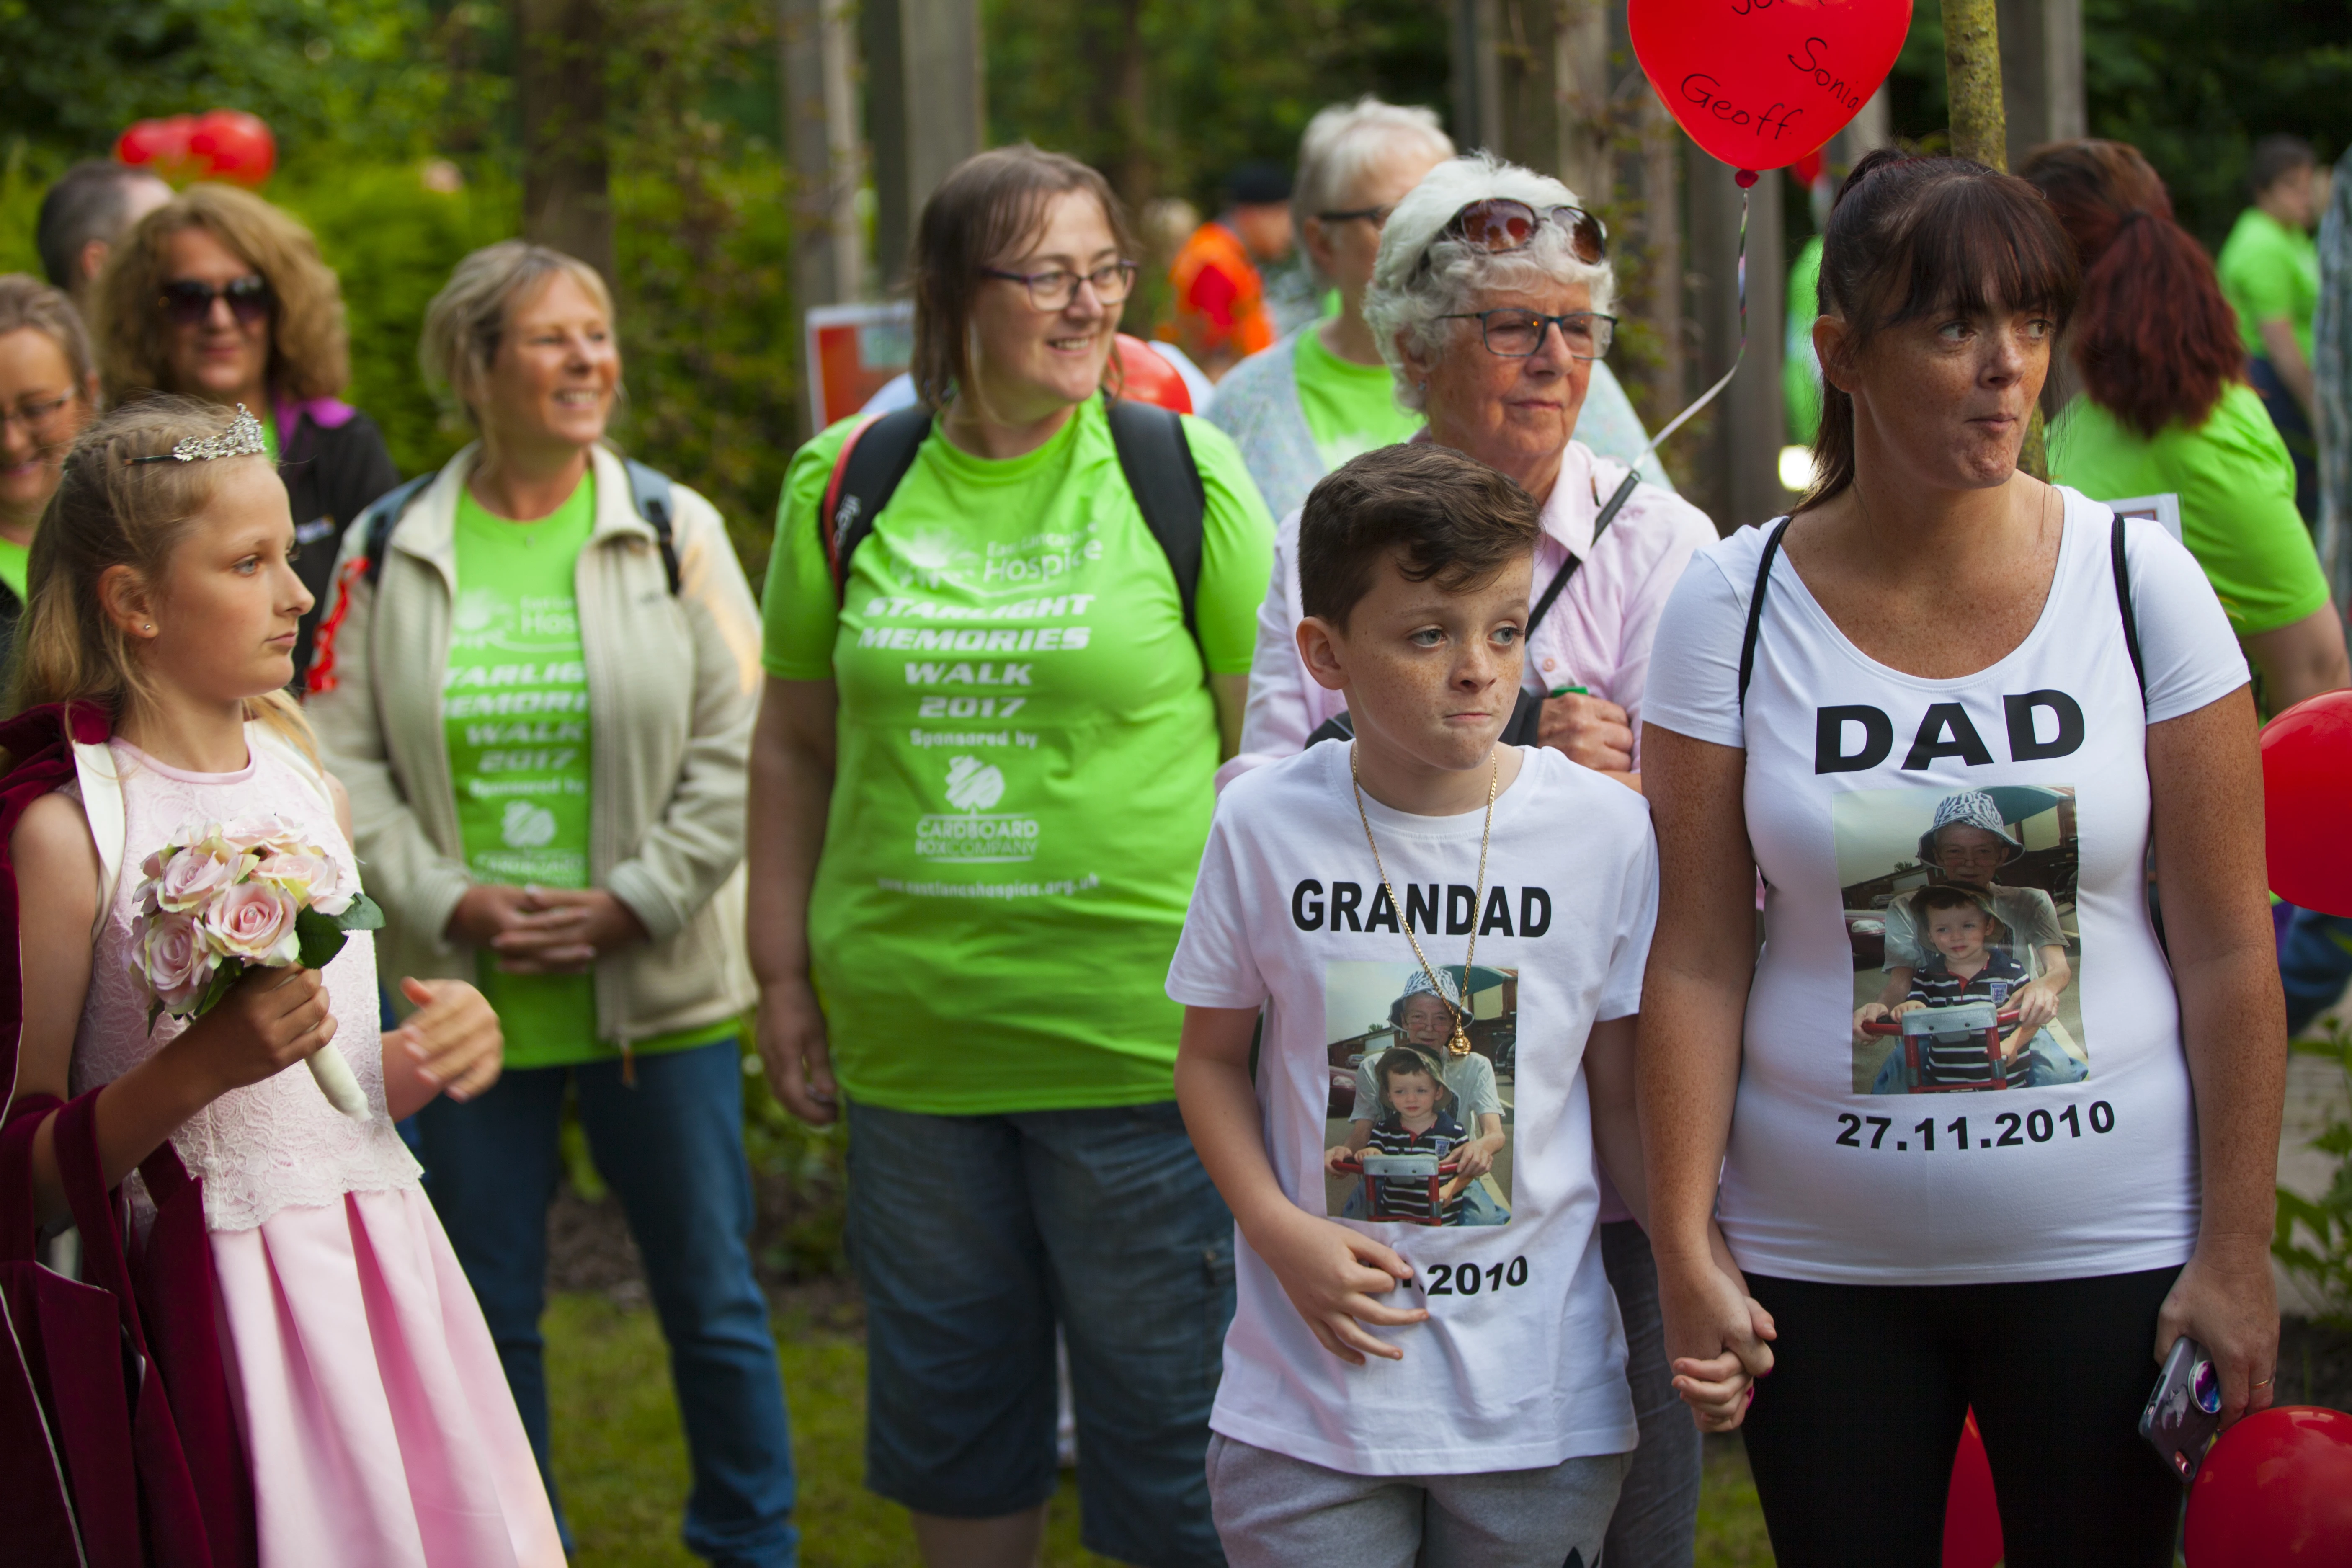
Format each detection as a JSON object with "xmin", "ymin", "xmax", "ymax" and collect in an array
[
  {"xmin": 1218, "ymin": 154, "xmax": 1717, "ymax": 1568},
  {"xmin": 1210, "ymin": 106, "xmax": 1672, "ymax": 529},
  {"xmin": 751, "ymin": 144, "xmax": 1272, "ymax": 1568},
  {"xmin": 91, "ymin": 184, "xmax": 399, "ymax": 685},
  {"xmin": 0, "ymin": 273, "xmax": 99, "ymax": 668}
]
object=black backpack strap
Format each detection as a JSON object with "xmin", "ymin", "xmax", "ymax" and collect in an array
[
  {"xmin": 1737, "ymin": 517, "xmax": 1794, "ymax": 714},
  {"xmin": 2110, "ymin": 513, "xmax": 2147, "ymax": 707},
  {"xmin": 1527, "ymin": 467, "xmax": 1642, "ymax": 638},
  {"xmin": 823, "ymin": 406, "xmax": 933, "ymax": 604},
  {"xmin": 1304, "ymin": 711, "xmax": 1356, "ymax": 748},
  {"xmin": 1105, "ymin": 399, "xmax": 1207, "ymax": 644},
  {"xmin": 624, "ymin": 458, "xmax": 681, "ymax": 595},
  {"xmin": 355, "ymin": 473, "xmax": 437, "ymax": 589}
]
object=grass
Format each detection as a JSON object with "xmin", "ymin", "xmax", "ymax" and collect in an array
[{"xmin": 545, "ymin": 1291, "xmax": 1777, "ymax": 1566}]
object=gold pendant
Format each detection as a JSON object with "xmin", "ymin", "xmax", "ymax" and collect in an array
[{"xmin": 1448, "ymin": 1024, "xmax": 1472, "ymax": 1057}]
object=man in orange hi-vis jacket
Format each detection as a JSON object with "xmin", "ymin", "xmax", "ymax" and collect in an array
[{"xmin": 1164, "ymin": 162, "xmax": 1294, "ymax": 382}]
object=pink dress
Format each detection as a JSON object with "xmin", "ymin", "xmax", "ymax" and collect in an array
[{"xmin": 69, "ymin": 736, "xmax": 565, "ymax": 1568}]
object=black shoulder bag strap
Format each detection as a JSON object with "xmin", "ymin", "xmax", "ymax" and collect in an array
[
  {"xmin": 2109, "ymin": 513, "xmax": 2147, "ymax": 705},
  {"xmin": 1527, "ymin": 467, "xmax": 1642, "ymax": 637},
  {"xmin": 823, "ymin": 405, "xmax": 934, "ymax": 604},
  {"xmin": 356, "ymin": 473, "xmax": 438, "ymax": 589},
  {"xmin": 624, "ymin": 457, "xmax": 682, "ymax": 595},
  {"xmin": 1104, "ymin": 399, "xmax": 1207, "ymax": 642},
  {"xmin": 1736, "ymin": 516, "xmax": 1795, "ymax": 714}
]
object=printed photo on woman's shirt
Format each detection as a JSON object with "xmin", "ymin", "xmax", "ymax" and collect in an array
[
  {"xmin": 1836, "ymin": 786, "xmax": 2091, "ymax": 1096},
  {"xmin": 1320, "ymin": 962, "xmax": 1516, "ymax": 1226}
]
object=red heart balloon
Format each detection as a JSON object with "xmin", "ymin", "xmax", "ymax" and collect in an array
[
  {"xmin": 1113, "ymin": 335, "xmax": 1193, "ymax": 414},
  {"xmin": 188, "ymin": 110, "xmax": 276, "ymax": 188},
  {"xmin": 1630, "ymin": 0, "xmax": 1912, "ymax": 174},
  {"xmin": 2184, "ymin": 1406, "xmax": 2352, "ymax": 1565},
  {"xmin": 115, "ymin": 115, "xmax": 196, "ymax": 179},
  {"xmin": 2261, "ymin": 690, "xmax": 2352, "ymax": 915}
]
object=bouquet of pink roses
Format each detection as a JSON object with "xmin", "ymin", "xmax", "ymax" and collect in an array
[{"xmin": 129, "ymin": 815, "xmax": 386, "ymax": 1120}]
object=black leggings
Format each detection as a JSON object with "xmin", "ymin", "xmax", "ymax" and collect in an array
[{"xmin": 1740, "ymin": 1267, "xmax": 2183, "ymax": 1568}]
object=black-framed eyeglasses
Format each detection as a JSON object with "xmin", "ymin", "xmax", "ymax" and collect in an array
[
  {"xmin": 1439, "ymin": 308, "xmax": 1616, "ymax": 361},
  {"xmin": 160, "ymin": 276, "xmax": 272, "ymax": 328},
  {"xmin": 0, "ymin": 388, "xmax": 79, "ymax": 439},
  {"xmin": 1316, "ymin": 204, "xmax": 1396, "ymax": 229},
  {"xmin": 1431, "ymin": 198, "xmax": 1608, "ymax": 267},
  {"xmin": 980, "ymin": 260, "xmax": 1139, "ymax": 312}
]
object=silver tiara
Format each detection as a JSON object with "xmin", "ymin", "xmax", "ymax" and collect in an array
[{"xmin": 126, "ymin": 404, "xmax": 268, "ymax": 465}]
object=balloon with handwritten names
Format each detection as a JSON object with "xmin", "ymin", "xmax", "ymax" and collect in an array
[{"xmin": 1630, "ymin": 0, "xmax": 1912, "ymax": 181}]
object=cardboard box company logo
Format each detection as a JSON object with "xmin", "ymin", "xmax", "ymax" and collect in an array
[{"xmin": 917, "ymin": 755, "xmax": 1041, "ymax": 863}]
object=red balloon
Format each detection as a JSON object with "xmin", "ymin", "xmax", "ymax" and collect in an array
[
  {"xmin": 1630, "ymin": 0, "xmax": 1912, "ymax": 175},
  {"xmin": 2185, "ymin": 1406, "xmax": 2352, "ymax": 1565},
  {"xmin": 114, "ymin": 115, "xmax": 196, "ymax": 178},
  {"xmin": 187, "ymin": 110, "xmax": 276, "ymax": 187},
  {"xmin": 2261, "ymin": 690, "xmax": 2352, "ymax": 915},
  {"xmin": 1941, "ymin": 1409, "xmax": 2003, "ymax": 1568},
  {"xmin": 1113, "ymin": 334, "xmax": 1193, "ymax": 414},
  {"xmin": 1791, "ymin": 147, "xmax": 1827, "ymax": 188}
]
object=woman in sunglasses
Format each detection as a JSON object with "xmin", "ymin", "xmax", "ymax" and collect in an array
[
  {"xmin": 90, "ymin": 183, "xmax": 399, "ymax": 686},
  {"xmin": 1219, "ymin": 152, "xmax": 1718, "ymax": 1568},
  {"xmin": 0, "ymin": 273, "xmax": 99, "ymax": 674},
  {"xmin": 1209, "ymin": 102, "xmax": 1671, "ymax": 526}
]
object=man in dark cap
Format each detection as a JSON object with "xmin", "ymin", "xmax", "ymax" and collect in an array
[{"xmin": 1164, "ymin": 161, "xmax": 1295, "ymax": 381}]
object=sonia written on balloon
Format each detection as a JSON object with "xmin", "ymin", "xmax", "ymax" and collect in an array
[{"xmin": 1630, "ymin": 0, "xmax": 1912, "ymax": 175}]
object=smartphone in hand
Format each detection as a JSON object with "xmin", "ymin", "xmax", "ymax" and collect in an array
[{"xmin": 2139, "ymin": 1335, "xmax": 2223, "ymax": 1481}]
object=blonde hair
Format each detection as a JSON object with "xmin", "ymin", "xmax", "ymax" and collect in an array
[
  {"xmin": 11, "ymin": 397, "xmax": 312, "ymax": 757},
  {"xmin": 92, "ymin": 184, "xmax": 352, "ymax": 403},
  {"xmin": 0, "ymin": 273, "xmax": 98, "ymax": 392},
  {"xmin": 419, "ymin": 240, "xmax": 616, "ymax": 427}
]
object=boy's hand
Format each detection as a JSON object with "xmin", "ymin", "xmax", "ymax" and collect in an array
[
  {"xmin": 1852, "ymin": 1002, "xmax": 1889, "ymax": 1043},
  {"xmin": 1323, "ymin": 1145, "xmax": 1358, "ymax": 1175},
  {"xmin": 1248, "ymin": 1204, "xmax": 1426, "ymax": 1364},
  {"xmin": 1891, "ymin": 999, "xmax": 1924, "ymax": 1017},
  {"xmin": 388, "ymin": 977, "xmax": 504, "ymax": 1103}
]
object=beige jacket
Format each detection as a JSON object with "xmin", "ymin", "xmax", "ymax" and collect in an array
[{"xmin": 308, "ymin": 443, "xmax": 763, "ymax": 1042}]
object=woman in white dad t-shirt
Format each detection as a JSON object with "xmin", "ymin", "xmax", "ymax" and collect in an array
[{"xmin": 1639, "ymin": 151, "xmax": 2287, "ymax": 1563}]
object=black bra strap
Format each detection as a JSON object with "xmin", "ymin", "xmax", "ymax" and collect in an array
[{"xmin": 1737, "ymin": 517, "xmax": 1794, "ymax": 713}]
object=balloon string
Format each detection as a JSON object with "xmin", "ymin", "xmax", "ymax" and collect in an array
[{"xmin": 1636, "ymin": 184, "xmax": 1747, "ymax": 464}]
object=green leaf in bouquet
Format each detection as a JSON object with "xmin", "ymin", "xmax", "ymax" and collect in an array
[
  {"xmin": 295, "ymin": 905, "xmax": 351, "ymax": 972},
  {"xmin": 338, "ymin": 892, "xmax": 387, "ymax": 933},
  {"xmin": 189, "ymin": 959, "xmax": 245, "ymax": 1019}
]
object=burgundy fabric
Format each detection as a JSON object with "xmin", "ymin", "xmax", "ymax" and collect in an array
[{"xmin": 0, "ymin": 704, "xmax": 256, "ymax": 1568}]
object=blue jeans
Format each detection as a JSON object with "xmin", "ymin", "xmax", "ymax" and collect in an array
[
  {"xmin": 2280, "ymin": 904, "xmax": 2352, "ymax": 1037},
  {"xmin": 2250, "ymin": 355, "xmax": 2319, "ymax": 523},
  {"xmin": 846, "ymin": 1099, "xmax": 1234, "ymax": 1568},
  {"xmin": 415, "ymin": 1039, "xmax": 798, "ymax": 1568}
]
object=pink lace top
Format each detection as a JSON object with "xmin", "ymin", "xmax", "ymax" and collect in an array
[{"xmin": 68, "ymin": 735, "xmax": 423, "ymax": 1232}]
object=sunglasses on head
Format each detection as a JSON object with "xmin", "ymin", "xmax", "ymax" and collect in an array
[
  {"xmin": 159, "ymin": 276, "xmax": 272, "ymax": 327},
  {"xmin": 1435, "ymin": 198, "xmax": 1608, "ymax": 266}
]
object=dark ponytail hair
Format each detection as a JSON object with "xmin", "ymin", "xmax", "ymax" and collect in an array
[
  {"xmin": 1799, "ymin": 150, "xmax": 2079, "ymax": 511},
  {"xmin": 2019, "ymin": 139, "xmax": 2243, "ymax": 438}
]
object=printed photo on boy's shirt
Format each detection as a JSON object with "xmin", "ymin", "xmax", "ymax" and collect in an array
[
  {"xmin": 1833, "ymin": 785, "xmax": 2091, "ymax": 1096},
  {"xmin": 1321, "ymin": 962, "xmax": 1516, "ymax": 1226}
]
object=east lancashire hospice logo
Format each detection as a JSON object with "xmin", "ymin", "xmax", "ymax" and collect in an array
[{"xmin": 917, "ymin": 754, "xmax": 1038, "ymax": 863}]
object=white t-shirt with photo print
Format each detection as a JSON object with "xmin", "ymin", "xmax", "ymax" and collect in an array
[
  {"xmin": 1643, "ymin": 491, "xmax": 2249, "ymax": 1287},
  {"xmin": 1166, "ymin": 741, "xmax": 1656, "ymax": 1476}
]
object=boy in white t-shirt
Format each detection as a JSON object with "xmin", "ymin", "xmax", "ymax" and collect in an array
[{"xmin": 1167, "ymin": 444, "xmax": 1768, "ymax": 1567}]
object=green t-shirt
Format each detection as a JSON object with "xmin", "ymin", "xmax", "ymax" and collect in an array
[
  {"xmin": 2048, "ymin": 383, "xmax": 2327, "ymax": 637},
  {"xmin": 446, "ymin": 475, "xmax": 731, "ymax": 1069},
  {"xmin": 259, "ymin": 409, "xmax": 278, "ymax": 463},
  {"xmin": 2218, "ymin": 207, "xmax": 2319, "ymax": 362},
  {"xmin": 763, "ymin": 398, "xmax": 1275, "ymax": 1115},
  {"xmin": 0, "ymin": 536, "xmax": 28, "ymax": 606},
  {"xmin": 1785, "ymin": 235, "xmax": 1824, "ymax": 445},
  {"xmin": 1293, "ymin": 325, "xmax": 1421, "ymax": 469}
]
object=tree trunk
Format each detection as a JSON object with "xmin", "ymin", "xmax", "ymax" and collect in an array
[
  {"xmin": 516, "ymin": 0, "xmax": 614, "ymax": 283},
  {"xmin": 1942, "ymin": 0, "xmax": 2049, "ymax": 477}
]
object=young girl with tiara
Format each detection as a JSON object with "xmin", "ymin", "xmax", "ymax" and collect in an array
[{"xmin": 0, "ymin": 399, "xmax": 563, "ymax": 1565}]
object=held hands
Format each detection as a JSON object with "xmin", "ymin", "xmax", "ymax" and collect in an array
[
  {"xmin": 166, "ymin": 965, "xmax": 337, "ymax": 1096},
  {"xmin": 2157, "ymin": 1237, "xmax": 2279, "ymax": 1429},
  {"xmin": 757, "ymin": 976, "xmax": 839, "ymax": 1126},
  {"xmin": 385, "ymin": 977, "xmax": 504, "ymax": 1109},
  {"xmin": 1536, "ymin": 693, "xmax": 1634, "ymax": 776},
  {"xmin": 1659, "ymin": 1243, "xmax": 1777, "ymax": 1432},
  {"xmin": 1251, "ymin": 1202, "xmax": 1427, "ymax": 1365},
  {"xmin": 446, "ymin": 884, "xmax": 650, "ymax": 974}
]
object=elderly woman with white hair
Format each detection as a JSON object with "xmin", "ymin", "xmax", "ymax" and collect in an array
[
  {"xmin": 1207, "ymin": 102, "xmax": 1671, "ymax": 523},
  {"xmin": 1220, "ymin": 153, "xmax": 1718, "ymax": 1568},
  {"xmin": 307, "ymin": 240, "xmax": 796, "ymax": 1565}
]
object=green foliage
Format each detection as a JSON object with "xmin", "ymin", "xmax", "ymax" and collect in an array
[
  {"xmin": 2277, "ymin": 1025, "xmax": 2352, "ymax": 1329},
  {"xmin": 739, "ymin": 1049, "xmax": 849, "ymax": 1281}
]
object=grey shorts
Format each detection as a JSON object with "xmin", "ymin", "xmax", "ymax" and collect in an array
[{"xmin": 1205, "ymin": 1432, "xmax": 1630, "ymax": 1568}]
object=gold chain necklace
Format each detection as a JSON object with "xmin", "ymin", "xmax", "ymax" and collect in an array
[{"xmin": 1350, "ymin": 744, "xmax": 1498, "ymax": 1057}]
